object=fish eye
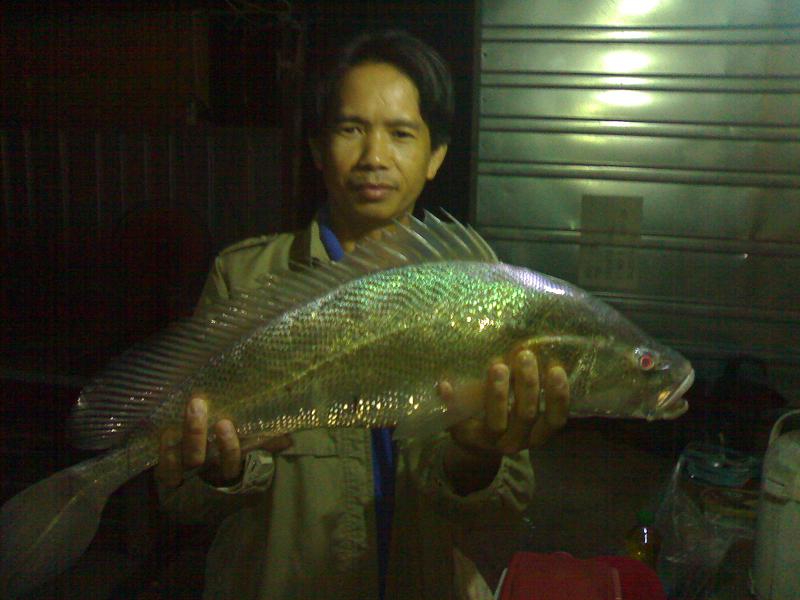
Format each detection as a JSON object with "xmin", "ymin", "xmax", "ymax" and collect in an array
[{"xmin": 636, "ymin": 349, "xmax": 656, "ymax": 371}]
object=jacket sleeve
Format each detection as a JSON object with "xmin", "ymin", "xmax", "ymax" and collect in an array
[
  {"xmin": 157, "ymin": 449, "xmax": 276, "ymax": 524},
  {"xmin": 408, "ymin": 435, "xmax": 535, "ymax": 527}
]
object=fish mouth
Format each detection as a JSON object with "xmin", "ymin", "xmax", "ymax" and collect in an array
[{"xmin": 653, "ymin": 369, "xmax": 694, "ymax": 420}]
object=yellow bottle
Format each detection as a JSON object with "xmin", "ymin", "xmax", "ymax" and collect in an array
[{"xmin": 624, "ymin": 509, "xmax": 661, "ymax": 569}]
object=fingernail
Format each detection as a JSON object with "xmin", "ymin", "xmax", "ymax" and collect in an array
[
  {"xmin": 189, "ymin": 397, "xmax": 206, "ymax": 417},
  {"xmin": 493, "ymin": 364, "xmax": 509, "ymax": 382},
  {"xmin": 550, "ymin": 367, "xmax": 567, "ymax": 387},
  {"xmin": 519, "ymin": 350, "xmax": 535, "ymax": 367},
  {"xmin": 218, "ymin": 423, "xmax": 235, "ymax": 440}
]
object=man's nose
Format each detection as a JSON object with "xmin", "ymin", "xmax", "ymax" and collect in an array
[{"xmin": 357, "ymin": 130, "xmax": 390, "ymax": 169}]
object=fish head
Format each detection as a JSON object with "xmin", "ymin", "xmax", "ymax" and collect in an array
[
  {"xmin": 503, "ymin": 266, "xmax": 694, "ymax": 421},
  {"xmin": 561, "ymin": 334, "xmax": 694, "ymax": 420}
]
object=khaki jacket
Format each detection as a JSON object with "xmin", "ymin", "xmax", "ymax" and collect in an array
[{"xmin": 159, "ymin": 219, "xmax": 535, "ymax": 600}]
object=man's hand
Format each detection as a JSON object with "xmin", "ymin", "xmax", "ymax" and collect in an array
[
  {"xmin": 154, "ymin": 397, "xmax": 292, "ymax": 489},
  {"xmin": 440, "ymin": 350, "xmax": 570, "ymax": 494},
  {"xmin": 443, "ymin": 350, "xmax": 570, "ymax": 454}
]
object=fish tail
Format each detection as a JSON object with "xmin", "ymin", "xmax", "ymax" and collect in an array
[{"xmin": 0, "ymin": 440, "xmax": 155, "ymax": 598}]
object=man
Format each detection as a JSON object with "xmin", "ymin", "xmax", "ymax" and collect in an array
[{"xmin": 155, "ymin": 30, "xmax": 569, "ymax": 599}]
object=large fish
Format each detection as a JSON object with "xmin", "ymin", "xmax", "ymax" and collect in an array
[{"xmin": 0, "ymin": 212, "xmax": 693, "ymax": 597}]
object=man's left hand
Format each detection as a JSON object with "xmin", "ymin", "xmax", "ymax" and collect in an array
[{"xmin": 441, "ymin": 349, "xmax": 570, "ymax": 456}]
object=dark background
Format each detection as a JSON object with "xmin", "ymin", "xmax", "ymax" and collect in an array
[
  {"xmin": 0, "ymin": 0, "xmax": 476, "ymax": 373},
  {"xmin": 0, "ymin": 2, "xmax": 476, "ymax": 597}
]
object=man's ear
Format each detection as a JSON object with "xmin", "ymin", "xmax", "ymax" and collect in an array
[
  {"xmin": 426, "ymin": 144, "xmax": 448, "ymax": 180},
  {"xmin": 309, "ymin": 138, "xmax": 324, "ymax": 171}
]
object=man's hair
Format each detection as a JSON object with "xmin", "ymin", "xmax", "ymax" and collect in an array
[{"xmin": 308, "ymin": 30, "xmax": 454, "ymax": 150}]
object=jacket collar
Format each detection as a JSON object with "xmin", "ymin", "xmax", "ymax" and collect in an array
[{"xmin": 289, "ymin": 217, "xmax": 330, "ymax": 268}]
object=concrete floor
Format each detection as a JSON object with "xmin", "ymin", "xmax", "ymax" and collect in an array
[
  {"xmin": 462, "ymin": 422, "xmax": 677, "ymax": 588},
  {"xmin": 525, "ymin": 425, "xmax": 675, "ymax": 556}
]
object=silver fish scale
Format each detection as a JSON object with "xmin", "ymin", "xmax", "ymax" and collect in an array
[
  {"xmin": 169, "ymin": 261, "xmax": 531, "ymax": 439},
  {"xmin": 144, "ymin": 256, "xmax": 685, "ymax": 437},
  {"xmin": 0, "ymin": 214, "xmax": 695, "ymax": 600},
  {"xmin": 501, "ymin": 265, "xmax": 630, "ymax": 339}
]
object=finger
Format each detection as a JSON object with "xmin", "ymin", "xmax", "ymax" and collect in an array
[
  {"xmin": 528, "ymin": 415, "xmax": 552, "ymax": 449},
  {"xmin": 437, "ymin": 379, "xmax": 455, "ymax": 409},
  {"xmin": 449, "ymin": 418, "xmax": 496, "ymax": 453},
  {"xmin": 239, "ymin": 433, "xmax": 294, "ymax": 454},
  {"xmin": 155, "ymin": 427, "xmax": 183, "ymax": 488},
  {"xmin": 438, "ymin": 377, "xmax": 486, "ymax": 421},
  {"xmin": 544, "ymin": 366, "xmax": 569, "ymax": 430},
  {"xmin": 213, "ymin": 420, "xmax": 242, "ymax": 482},
  {"xmin": 497, "ymin": 351, "xmax": 539, "ymax": 454},
  {"xmin": 182, "ymin": 397, "xmax": 209, "ymax": 469},
  {"xmin": 512, "ymin": 350, "xmax": 539, "ymax": 421},
  {"xmin": 485, "ymin": 363, "xmax": 510, "ymax": 435},
  {"xmin": 258, "ymin": 434, "xmax": 293, "ymax": 453},
  {"xmin": 441, "ymin": 381, "xmax": 486, "ymax": 450},
  {"xmin": 528, "ymin": 367, "xmax": 570, "ymax": 449}
]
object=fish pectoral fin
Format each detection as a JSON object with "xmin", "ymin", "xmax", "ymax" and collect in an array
[
  {"xmin": 393, "ymin": 408, "xmax": 451, "ymax": 442},
  {"xmin": 393, "ymin": 380, "xmax": 482, "ymax": 442}
]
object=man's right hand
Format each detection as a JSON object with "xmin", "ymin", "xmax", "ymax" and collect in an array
[{"xmin": 155, "ymin": 397, "xmax": 292, "ymax": 488}]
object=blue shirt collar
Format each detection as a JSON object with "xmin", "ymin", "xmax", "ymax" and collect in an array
[{"xmin": 317, "ymin": 204, "xmax": 345, "ymax": 262}]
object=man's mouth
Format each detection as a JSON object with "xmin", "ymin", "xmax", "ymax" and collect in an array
[{"xmin": 352, "ymin": 183, "xmax": 395, "ymax": 201}]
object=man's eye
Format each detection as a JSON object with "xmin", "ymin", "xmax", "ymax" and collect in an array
[
  {"xmin": 338, "ymin": 125, "xmax": 361, "ymax": 135},
  {"xmin": 393, "ymin": 130, "xmax": 414, "ymax": 139}
]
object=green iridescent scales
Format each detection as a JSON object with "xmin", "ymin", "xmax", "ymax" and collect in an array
[
  {"xmin": 178, "ymin": 261, "xmax": 528, "ymax": 440},
  {"xmin": 1, "ymin": 211, "xmax": 694, "ymax": 598}
]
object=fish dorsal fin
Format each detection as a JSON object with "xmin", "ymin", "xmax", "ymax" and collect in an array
[
  {"xmin": 69, "ymin": 211, "xmax": 498, "ymax": 450},
  {"xmin": 248, "ymin": 210, "xmax": 497, "ymax": 323}
]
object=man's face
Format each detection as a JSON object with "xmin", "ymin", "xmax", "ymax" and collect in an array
[{"xmin": 311, "ymin": 61, "xmax": 447, "ymax": 231}]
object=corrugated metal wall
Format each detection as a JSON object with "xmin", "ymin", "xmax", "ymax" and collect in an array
[
  {"xmin": 473, "ymin": 0, "xmax": 800, "ymax": 403},
  {"xmin": 0, "ymin": 126, "xmax": 282, "ymax": 384},
  {"xmin": 0, "ymin": 127, "xmax": 283, "ymax": 251}
]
